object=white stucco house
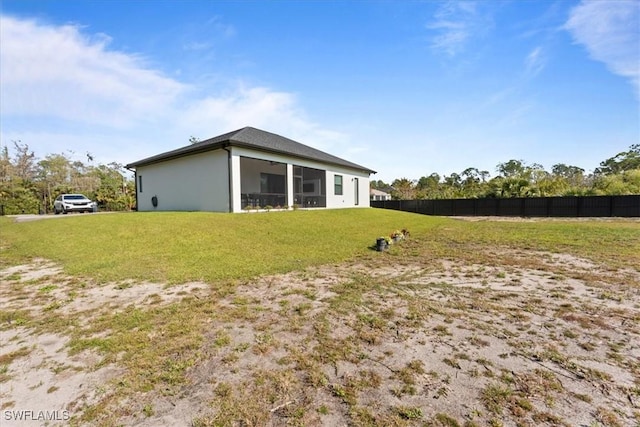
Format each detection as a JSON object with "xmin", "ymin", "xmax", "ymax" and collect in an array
[
  {"xmin": 370, "ymin": 189, "xmax": 392, "ymax": 201},
  {"xmin": 125, "ymin": 127, "xmax": 376, "ymax": 212}
]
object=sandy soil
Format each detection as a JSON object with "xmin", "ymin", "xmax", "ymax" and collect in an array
[{"xmin": 1, "ymin": 249, "xmax": 639, "ymax": 426}]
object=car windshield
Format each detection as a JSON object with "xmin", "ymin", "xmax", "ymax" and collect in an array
[{"xmin": 63, "ymin": 195, "xmax": 87, "ymax": 200}]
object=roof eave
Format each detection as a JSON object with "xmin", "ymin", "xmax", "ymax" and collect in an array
[
  {"xmin": 127, "ymin": 140, "xmax": 376, "ymax": 174},
  {"xmin": 125, "ymin": 142, "xmax": 225, "ymax": 169},
  {"xmin": 227, "ymin": 141, "xmax": 376, "ymax": 174}
]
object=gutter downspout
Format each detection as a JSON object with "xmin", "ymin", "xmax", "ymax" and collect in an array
[
  {"xmin": 125, "ymin": 166, "xmax": 138, "ymax": 211},
  {"xmin": 222, "ymin": 144, "xmax": 233, "ymax": 213}
]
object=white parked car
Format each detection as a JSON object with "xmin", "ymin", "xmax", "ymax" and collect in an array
[{"xmin": 53, "ymin": 194, "xmax": 97, "ymax": 214}]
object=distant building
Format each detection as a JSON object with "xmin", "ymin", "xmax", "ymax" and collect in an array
[{"xmin": 370, "ymin": 188, "xmax": 391, "ymax": 201}]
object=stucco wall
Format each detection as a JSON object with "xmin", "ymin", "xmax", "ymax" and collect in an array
[
  {"xmin": 136, "ymin": 150, "xmax": 229, "ymax": 212},
  {"xmin": 325, "ymin": 167, "xmax": 371, "ymax": 209}
]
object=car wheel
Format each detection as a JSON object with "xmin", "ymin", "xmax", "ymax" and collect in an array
[
  {"xmin": 54, "ymin": 207, "xmax": 60, "ymax": 215},
  {"xmin": 62, "ymin": 209, "xmax": 68, "ymax": 214}
]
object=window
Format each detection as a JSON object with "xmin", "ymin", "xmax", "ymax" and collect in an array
[
  {"xmin": 63, "ymin": 195, "xmax": 86, "ymax": 200},
  {"xmin": 138, "ymin": 175, "xmax": 143, "ymax": 193},
  {"xmin": 334, "ymin": 175, "xmax": 343, "ymax": 195},
  {"xmin": 260, "ymin": 173, "xmax": 285, "ymax": 194}
]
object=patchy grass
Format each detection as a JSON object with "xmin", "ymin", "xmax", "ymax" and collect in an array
[{"xmin": 1, "ymin": 212, "xmax": 638, "ymax": 426}]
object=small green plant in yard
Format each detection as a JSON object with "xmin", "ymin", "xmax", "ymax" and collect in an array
[
  {"xmin": 396, "ymin": 360, "xmax": 425, "ymax": 386},
  {"xmin": 294, "ymin": 302, "xmax": 312, "ymax": 315},
  {"xmin": 142, "ymin": 404, "xmax": 154, "ymax": 417},
  {"xmin": 593, "ymin": 407, "xmax": 623, "ymax": 427},
  {"xmin": 0, "ymin": 346, "xmax": 32, "ymax": 366},
  {"xmin": 213, "ymin": 330, "xmax": 231, "ymax": 347},
  {"xmin": 5, "ymin": 273, "xmax": 21, "ymax": 281},
  {"xmin": 433, "ymin": 413, "xmax": 461, "ymax": 427},
  {"xmin": 253, "ymin": 332, "xmax": 276, "ymax": 354},
  {"xmin": 0, "ymin": 365, "xmax": 10, "ymax": 382},
  {"xmin": 481, "ymin": 383, "xmax": 512, "ymax": 415},
  {"xmin": 573, "ymin": 392, "xmax": 592, "ymax": 403},
  {"xmin": 433, "ymin": 324, "xmax": 451, "ymax": 335},
  {"xmin": 579, "ymin": 341, "xmax": 597, "ymax": 351},
  {"xmin": 396, "ymin": 406, "xmax": 423, "ymax": 420},
  {"xmin": 332, "ymin": 384, "xmax": 347, "ymax": 399}
]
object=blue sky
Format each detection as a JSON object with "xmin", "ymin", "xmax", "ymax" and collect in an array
[{"xmin": 1, "ymin": 0, "xmax": 638, "ymax": 182}]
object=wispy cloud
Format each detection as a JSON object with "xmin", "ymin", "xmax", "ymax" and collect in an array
[
  {"xmin": 179, "ymin": 84, "xmax": 350, "ymax": 153},
  {"xmin": 564, "ymin": 0, "xmax": 640, "ymax": 96},
  {"xmin": 180, "ymin": 85, "xmax": 303, "ymax": 137},
  {"xmin": 525, "ymin": 46, "xmax": 546, "ymax": 77},
  {"xmin": 426, "ymin": 1, "xmax": 492, "ymax": 57},
  {"xmin": 206, "ymin": 16, "xmax": 236, "ymax": 39},
  {"xmin": 0, "ymin": 15, "xmax": 185, "ymax": 128},
  {"xmin": 0, "ymin": 15, "xmax": 346, "ymax": 162},
  {"xmin": 182, "ymin": 41, "xmax": 212, "ymax": 51},
  {"xmin": 182, "ymin": 16, "xmax": 236, "ymax": 52}
]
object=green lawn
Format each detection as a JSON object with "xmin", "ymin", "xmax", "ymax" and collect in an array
[{"xmin": 1, "ymin": 209, "xmax": 638, "ymax": 283}]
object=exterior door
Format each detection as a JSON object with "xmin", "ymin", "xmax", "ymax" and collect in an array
[{"xmin": 354, "ymin": 177, "xmax": 359, "ymax": 205}]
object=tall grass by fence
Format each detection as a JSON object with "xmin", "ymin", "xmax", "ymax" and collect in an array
[{"xmin": 371, "ymin": 195, "xmax": 640, "ymax": 217}]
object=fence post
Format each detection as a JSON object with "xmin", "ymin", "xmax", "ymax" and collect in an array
[
  {"xmin": 576, "ymin": 197, "xmax": 582, "ymax": 217},
  {"xmin": 609, "ymin": 196, "xmax": 614, "ymax": 217}
]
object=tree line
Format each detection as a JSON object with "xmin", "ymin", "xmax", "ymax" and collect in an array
[
  {"xmin": 371, "ymin": 145, "xmax": 640, "ymax": 200},
  {"xmin": 1, "ymin": 141, "xmax": 135, "ymax": 215},
  {"xmin": 2, "ymin": 141, "xmax": 638, "ymax": 215}
]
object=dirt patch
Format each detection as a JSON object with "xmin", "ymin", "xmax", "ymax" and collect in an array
[
  {"xmin": 0, "ymin": 328, "xmax": 122, "ymax": 422},
  {"xmin": 0, "ymin": 263, "xmax": 210, "ymax": 426},
  {"xmin": 1, "ymin": 250, "xmax": 639, "ymax": 426},
  {"xmin": 0, "ymin": 261, "xmax": 209, "ymax": 317}
]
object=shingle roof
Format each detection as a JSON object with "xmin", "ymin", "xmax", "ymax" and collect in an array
[{"xmin": 125, "ymin": 127, "xmax": 375, "ymax": 174}]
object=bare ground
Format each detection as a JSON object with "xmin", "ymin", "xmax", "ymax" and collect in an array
[{"xmin": 1, "ymin": 247, "xmax": 639, "ymax": 426}]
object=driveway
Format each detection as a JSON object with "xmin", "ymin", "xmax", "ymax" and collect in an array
[{"xmin": 8, "ymin": 212, "xmax": 115, "ymax": 223}]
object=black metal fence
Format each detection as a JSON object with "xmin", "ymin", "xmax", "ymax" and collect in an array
[{"xmin": 371, "ymin": 195, "xmax": 640, "ymax": 217}]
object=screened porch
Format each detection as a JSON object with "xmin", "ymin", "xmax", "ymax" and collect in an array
[{"xmin": 240, "ymin": 157, "xmax": 287, "ymax": 209}]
